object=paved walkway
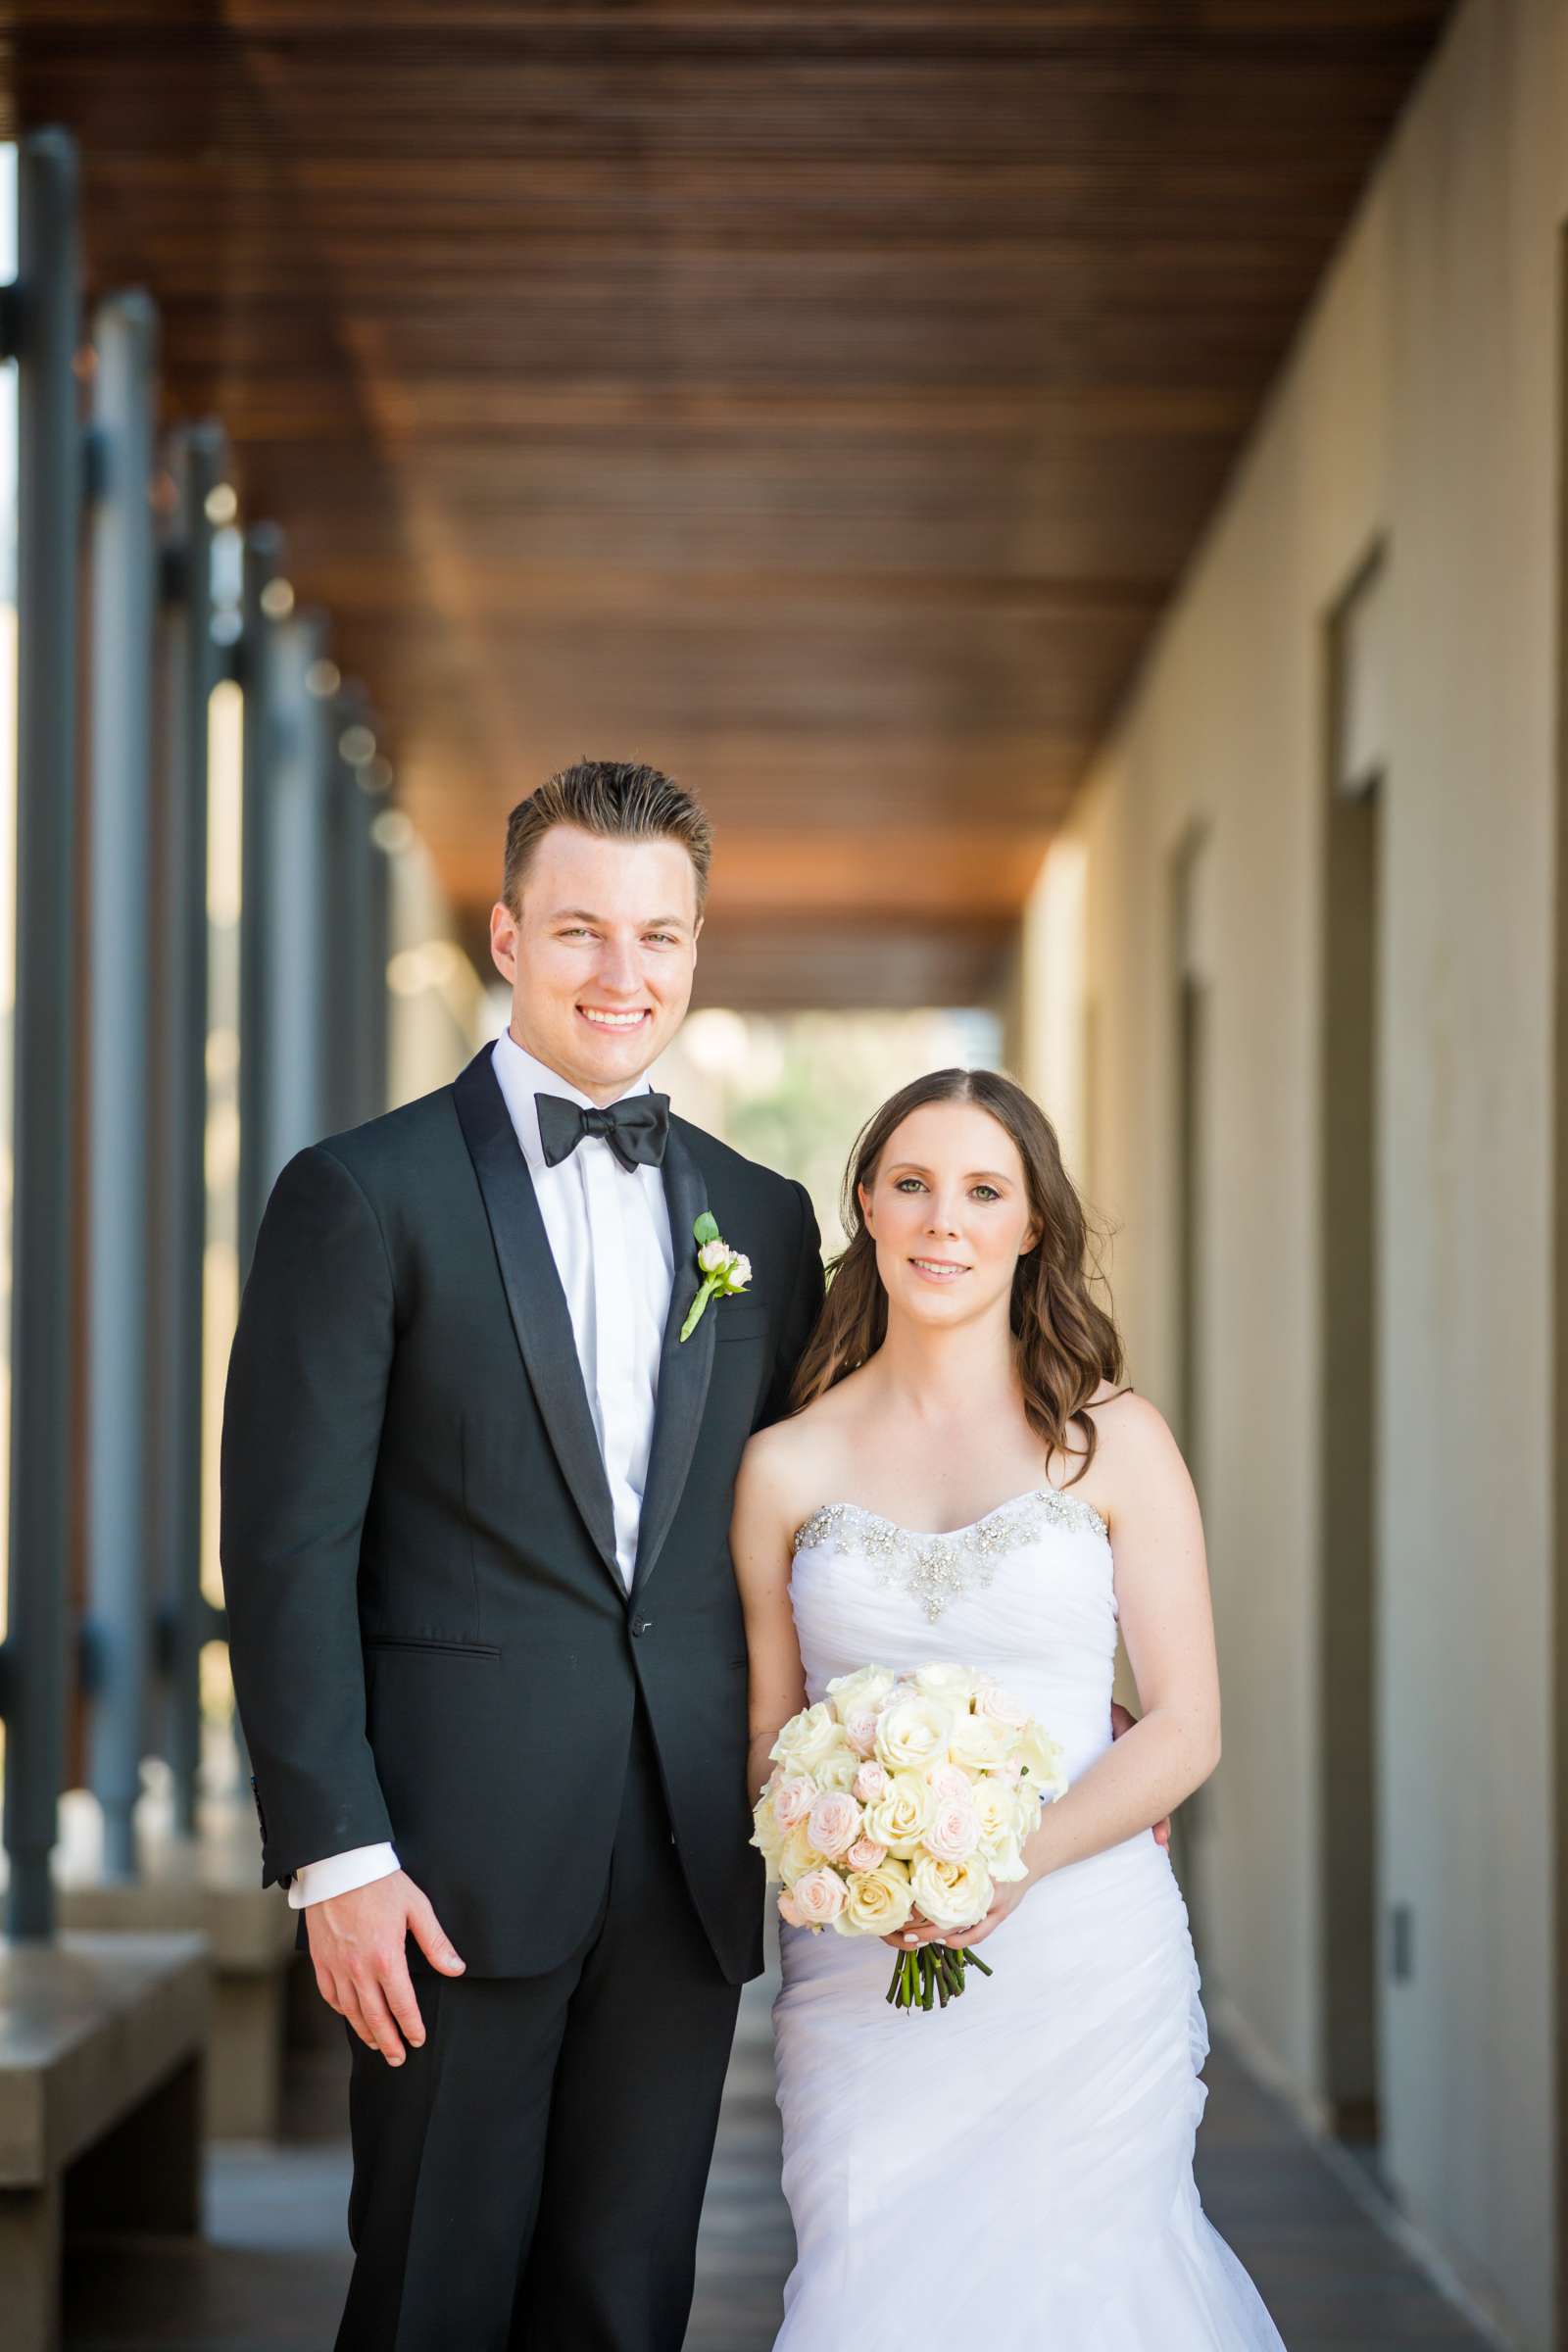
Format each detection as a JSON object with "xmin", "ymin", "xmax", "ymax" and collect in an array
[{"xmin": 65, "ymin": 1971, "xmax": 1494, "ymax": 2351}]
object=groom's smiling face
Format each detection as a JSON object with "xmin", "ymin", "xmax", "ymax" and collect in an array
[{"xmin": 488, "ymin": 822, "xmax": 702, "ymax": 1102}]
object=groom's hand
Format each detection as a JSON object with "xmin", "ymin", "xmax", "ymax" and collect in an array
[
  {"xmin": 307, "ymin": 1870, "xmax": 466, "ymax": 2065},
  {"xmin": 1109, "ymin": 1699, "xmax": 1172, "ymax": 1847}
]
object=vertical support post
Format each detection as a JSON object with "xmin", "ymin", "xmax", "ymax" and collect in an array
[
  {"xmin": 263, "ymin": 611, "xmax": 332, "ymax": 1171},
  {"xmin": 153, "ymin": 420, "xmax": 224, "ymax": 1838},
  {"xmin": 83, "ymin": 289, "xmax": 160, "ymax": 1880},
  {"xmin": 4, "ymin": 128, "xmax": 81, "ymax": 1939},
  {"xmin": 365, "ymin": 793, "xmax": 392, "ymax": 1123},
  {"xmin": 326, "ymin": 697, "xmax": 391, "ymax": 1130},
  {"xmin": 235, "ymin": 523, "xmax": 285, "ymax": 1279}
]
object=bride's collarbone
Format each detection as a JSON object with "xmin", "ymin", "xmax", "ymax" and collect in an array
[{"xmin": 809, "ymin": 1467, "xmax": 1097, "ymax": 1542}]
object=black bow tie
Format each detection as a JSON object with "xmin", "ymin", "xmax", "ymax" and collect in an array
[{"xmin": 535, "ymin": 1090, "xmax": 671, "ymax": 1174}]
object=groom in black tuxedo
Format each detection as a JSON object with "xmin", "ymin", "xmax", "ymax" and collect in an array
[{"xmin": 221, "ymin": 760, "xmax": 824, "ymax": 2349}]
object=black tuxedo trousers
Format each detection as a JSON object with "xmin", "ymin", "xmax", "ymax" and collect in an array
[
  {"xmin": 220, "ymin": 1047, "xmax": 824, "ymax": 2348},
  {"xmin": 336, "ymin": 1697, "xmax": 741, "ymax": 2352}
]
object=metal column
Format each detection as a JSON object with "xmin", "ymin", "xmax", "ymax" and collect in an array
[
  {"xmin": 3, "ymin": 130, "xmax": 82, "ymax": 1939},
  {"xmin": 263, "ymin": 611, "xmax": 334, "ymax": 1173},
  {"xmin": 235, "ymin": 523, "xmax": 286, "ymax": 1278},
  {"xmin": 365, "ymin": 789, "xmax": 392, "ymax": 1121},
  {"xmin": 152, "ymin": 421, "xmax": 225, "ymax": 1838},
  {"xmin": 327, "ymin": 695, "xmax": 391, "ymax": 1131},
  {"xmin": 82, "ymin": 290, "xmax": 160, "ymax": 1880}
]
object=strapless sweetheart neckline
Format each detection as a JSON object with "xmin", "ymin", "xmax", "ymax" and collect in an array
[{"xmin": 790, "ymin": 1483, "xmax": 1111, "ymax": 1552}]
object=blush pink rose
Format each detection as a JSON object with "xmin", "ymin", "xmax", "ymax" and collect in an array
[
  {"xmin": 792, "ymin": 1867, "xmax": 848, "ymax": 1926},
  {"xmin": 807, "ymin": 1790, "xmax": 862, "ymax": 1860},
  {"xmin": 841, "ymin": 1705, "xmax": 880, "ymax": 1758},
  {"xmin": 853, "ymin": 1760, "xmax": 889, "ymax": 1804},
  {"xmin": 927, "ymin": 1762, "xmax": 974, "ymax": 1804},
  {"xmin": 846, "ymin": 1837, "xmax": 888, "ymax": 1873},
  {"xmin": 976, "ymin": 1679, "xmax": 1032, "ymax": 1730},
  {"xmin": 772, "ymin": 1774, "xmax": 816, "ymax": 1829},
  {"xmin": 925, "ymin": 1798, "xmax": 981, "ymax": 1863},
  {"xmin": 777, "ymin": 1890, "xmax": 806, "ymax": 1927}
]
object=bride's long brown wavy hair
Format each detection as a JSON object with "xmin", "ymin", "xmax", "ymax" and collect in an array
[{"xmin": 789, "ymin": 1068, "xmax": 1125, "ymax": 1491}]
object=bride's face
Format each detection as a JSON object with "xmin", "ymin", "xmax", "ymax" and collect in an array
[{"xmin": 858, "ymin": 1101, "xmax": 1039, "ymax": 1332}]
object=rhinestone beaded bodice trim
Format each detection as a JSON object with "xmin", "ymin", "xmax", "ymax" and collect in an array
[{"xmin": 790, "ymin": 1487, "xmax": 1110, "ymax": 1624}]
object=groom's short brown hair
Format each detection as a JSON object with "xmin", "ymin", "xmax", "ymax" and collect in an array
[{"xmin": 503, "ymin": 760, "xmax": 712, "ymax": 917}]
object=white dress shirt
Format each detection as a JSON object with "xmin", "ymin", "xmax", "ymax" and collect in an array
[{"xmin": 287, "ymin": 1029, "xmax": 675, "ymax": 1909}]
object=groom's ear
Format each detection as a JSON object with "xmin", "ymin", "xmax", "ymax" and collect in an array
[{"xmin": 489, "ymin": 898, "xmax": 518, "ymax": 981}]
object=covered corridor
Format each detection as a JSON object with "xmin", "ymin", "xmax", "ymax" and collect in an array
[{"xmin": 0, "ymin": 4, "xmax": 1558, "ymax": 2349}]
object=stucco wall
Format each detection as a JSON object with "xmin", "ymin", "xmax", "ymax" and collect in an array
[{"xmin": 1018, "ymin": 4, "xmax": 1563, "ymax": 2339}]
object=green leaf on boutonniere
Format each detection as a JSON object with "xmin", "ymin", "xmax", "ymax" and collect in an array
[{"xmin": 693, "ymin": 1210, "xmax": 720, "ymax": 1247}]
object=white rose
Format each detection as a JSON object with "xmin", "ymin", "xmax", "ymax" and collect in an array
[
  {"xmin": 778, "ymin": 1823, "xmax": 825, "ymax": 1887},
  {"xmin": 827, "ymin": 1663, "xmax": 898, "ymax": 1718},
  {"xmin": 912, "ymin": 1662, "xmax": 980, "ymax": 1705},
  {"xmin": 861, "ymin": 1769, "xmax": 938, "ymax": 1859},
  {"xmin": 909, "ymin": 1852, "xmax": 994, "ymax": 1935},
  {"xmin": 810, "ymin": 1742, "xmax": 863, "ymax": 1795},
  {"xmin": 1016, "ymin": 1722, "xmax": 1068, "ymax": 1797},
  {"xmin": 874, "ymin": 1693, "xmax": 954, "ymax": 1773},
  {"xmin": 950, "ymin": 1711, "xmax": 1016, "ymax": 1772},
  {"xmin": 970, "ymin": 1777, "xmax": 1026, "ymax": 1857},
  {"xmin": 837, "ymin": 1859, "xmax": 915, "ymax": 1936},
  {"xmin": 988, "ymin": 1836, "xmax": 1031, "ymax": 1886},
  {"xmin": 751, "ymin": 1794, "xmax": 785, "ymax": 1872},
  {"xmin": 725, "ymin": 1251, "xmax": 752, "ymax": 1291},
  {"xmin": 698, "ymin": 1239, "xmax": 732, "ymax": 1275},
  {"xmin": 772, "ymin": 1702, "xmax": 843, "ymax": 1773}
]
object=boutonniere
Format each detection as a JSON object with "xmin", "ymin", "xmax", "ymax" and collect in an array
[{"xmin": 679, "ymin": 1211, "xmax": 753, "ymax": 1341}]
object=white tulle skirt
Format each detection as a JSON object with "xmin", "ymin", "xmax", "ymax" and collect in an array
[{"xmin": 771, "ymin": 1828, "xmax": 1286, "ymax": 2349}]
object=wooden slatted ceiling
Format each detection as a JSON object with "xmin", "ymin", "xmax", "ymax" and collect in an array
[{"xmin": 7, "ymin": 2, "xmax": 1450, "ymax": 1007}]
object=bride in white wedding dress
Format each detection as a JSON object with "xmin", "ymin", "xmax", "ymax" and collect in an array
[{"xmin": 730, "ymin": 1068, "xmax": 1286, "ymax": 2350}]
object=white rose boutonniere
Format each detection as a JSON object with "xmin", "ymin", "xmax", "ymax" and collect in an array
[{"xmin": 679, "ymin": 1210, "xmax": 752, "ymax": 1341}]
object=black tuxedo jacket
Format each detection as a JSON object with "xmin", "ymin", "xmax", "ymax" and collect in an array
[{"xmin": 220, "ymin": 1045, "xmax": 824, "ymax": 1984}]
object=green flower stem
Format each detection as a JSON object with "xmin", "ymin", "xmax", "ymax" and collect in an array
[
  {"xmin": 961, "ymin": 1946, "xmax": 993, "ymax": 1977},
  {"xmin": 678, "ymin": 1273, "xmax": 719, "ymax": 1343}
]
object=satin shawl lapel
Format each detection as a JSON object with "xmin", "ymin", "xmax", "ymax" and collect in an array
[
  {"xmin": 630, "ymin": 1121, "xmax": 716, "ymax": 1600},
  {"xmin": 452, "ymin": 1049, "xmax": 621, "ymax": 1592}
]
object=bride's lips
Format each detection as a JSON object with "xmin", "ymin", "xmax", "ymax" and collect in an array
[{"xmin": 907, "ymin": 1256, "xmax": 970, "ymax": 1283}]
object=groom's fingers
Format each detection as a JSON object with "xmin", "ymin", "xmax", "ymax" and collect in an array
[
  {"xmin": 405, "ymin": 1883, "xmax": 466, "ymax": 1976},
  {"xmin": 382, "ymin": 1961, "xmax": 428, "ymax": 2053},
  {"xmin": 352, "ymin": 1978, "xmax": 409, "ymax": 2066}
]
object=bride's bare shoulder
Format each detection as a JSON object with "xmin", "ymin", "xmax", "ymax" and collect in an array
[
  {"xmin": 736, "ymin": 1377, "xmax": 865, "ymax": 1537},
  {"xmin": 1075, "ymin": 1382, "xmax": 1195, "ymax": 1524}
]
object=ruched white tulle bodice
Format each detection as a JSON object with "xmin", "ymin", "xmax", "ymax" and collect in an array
[{"xmin": 771, "ymin": 1486, "xmax": 1287, "ymax": 2351}]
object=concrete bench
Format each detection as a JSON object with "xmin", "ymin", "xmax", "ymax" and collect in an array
[
  {"xmin": 0, "ymin": 1930, "xmax": 209, "ymax": 2352},
  {"xmin": 55, "ymin": 1790, "xmax": 298, "ymax": 2138}
]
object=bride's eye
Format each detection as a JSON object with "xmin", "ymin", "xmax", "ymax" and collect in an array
[
  {"xmin": 893, "ymin": 1177, "xmax": 926, "ymax": 1194},
  {"xmin": 971, "ymin": 1185, "xmax": 1001, "ymax": 1201}
]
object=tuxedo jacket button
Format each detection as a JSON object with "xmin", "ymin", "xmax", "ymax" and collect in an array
[{"xmin": 630, "ymin": 1616, "xmax": 652, "ymax": 1638}]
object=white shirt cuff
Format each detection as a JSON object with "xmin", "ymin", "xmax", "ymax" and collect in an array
[{"xmin": 287, "ymin": 1841, "xmax": 402, "ymax": 1909}]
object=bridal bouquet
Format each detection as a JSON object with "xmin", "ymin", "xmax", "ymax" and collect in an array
[{"xmin": 752, "ymin": 1663, "xmax": 1067, "ymax": 2014}]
